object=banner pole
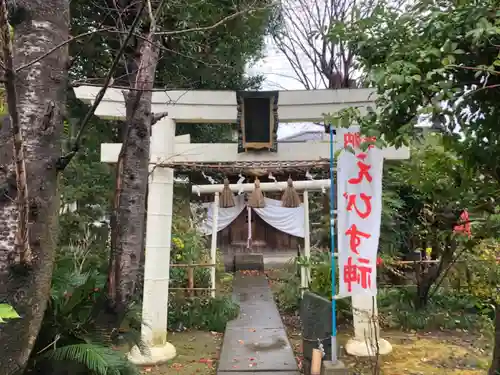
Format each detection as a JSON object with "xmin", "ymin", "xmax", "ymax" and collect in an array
[{"xmin": 329, "ymin": 124, "xmax": 338, "ymax": 363}]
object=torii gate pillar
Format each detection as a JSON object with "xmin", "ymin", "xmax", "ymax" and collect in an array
[
  {"xmin": 128, "ymin": 117, "xmax": 177, "ymax": 365},
  {"xmin": 74, "ymin": 85, "xmax": 409, "ymax": 363}
]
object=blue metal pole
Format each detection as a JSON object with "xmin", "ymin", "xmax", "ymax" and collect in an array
[{"xmin": 329, "ymin": 125, "xmax": 337, "ymax": 363}]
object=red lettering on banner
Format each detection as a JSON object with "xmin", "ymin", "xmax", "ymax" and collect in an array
[
  {"xmin": 342, "ymin": 132, "xmax": 380, "ymax": 294},
  {"xmin": 348, "ymin": 159, "xmax": 372, "ymax": 185},
  {"xmin": 345, "ymin": 224, "xmax": 371, "ymax": 255},
  {"xmin": 344, "ymin": 132, "xmax": 362, "ymax": 148},
  {"xmin": 344, "ymin": 132, "xmax": 377, "ymax": 150},
  {"xmin": 343, "ymin": 257, "xmax": 357, "ymax": 292},
  {"xmin": 343, "ymin": 192, "xmax": 373, "ymax": 219},
  {"xmin": 357, "ymin": 258, "xmax": 373, "ymax": 289},
  {"xmin": 343, "ymin": 256, "xmax": 373, "ymax": 292},
  {"xmin": 365, "ymin": 136, "xmax": 377, "ymax": 150},
  {"xmin": 356, "ymin": 153, "xmax": 367, "ymax": 161}
]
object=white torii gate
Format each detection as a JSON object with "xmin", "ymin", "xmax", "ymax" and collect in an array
[{"xmin": 74, "ymin": 86, "xmax": 408, "ymax": 364}]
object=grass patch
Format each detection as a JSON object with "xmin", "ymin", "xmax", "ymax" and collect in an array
[
  {"xmin": 345, "ymin": 332, "xmax": 492, "ymax": 374},
  {"xmin": 143, "ymin": 331, "xmax": 222, "ymax": 375}
]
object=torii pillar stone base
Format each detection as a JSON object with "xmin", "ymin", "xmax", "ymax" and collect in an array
[
  {"xmin": 128, "ymin": 343, "xmax": 176, "ymax": 366},
  {"xmin": 345, "ymin": 294, "xmax": 393, "ymax": 357}
]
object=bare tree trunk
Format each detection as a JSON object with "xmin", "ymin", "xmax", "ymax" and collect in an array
[
  {"xmin": 0, "ymin": 1, "xmax": 68, "ymax": 373},
  {"xmin": 269, "ymin": 0, "xmax": 375, "ymax": 89},
  {"xmin": 109, "ymin": 28, "xmax": 160, "ymax": 317},
  {"xmin": 108, "ymin": 156, "xmax": 124, "ymax": 306},
  {"xmin": 107, "ymin": 119, "xmax": 127, "ymax": 307},
  {"xmin": 490, "ymin": 304, "xmax": 500, "ymax": 375}
]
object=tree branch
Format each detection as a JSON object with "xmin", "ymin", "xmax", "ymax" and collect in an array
[
  {"xmin": 448, "ymin": 64, "xmax": 500, "ymax": 76},
  {"xmin": 0, "ymin": 0, "xmax": 31, "ymax": 263},
  {"xmin": 58, "ymin": 1, "xmax": 272, "ymax": 172},
  {"xmin": 154, "ymin": 4, "xmax": 275, "ymax": 36},
  {"xmin": 151, "ymin": 111, "xmax": 168, "ymax": 125},
  {"xmin": 56, "ymin": 0, "xmax": 147, "ymax": 171}
]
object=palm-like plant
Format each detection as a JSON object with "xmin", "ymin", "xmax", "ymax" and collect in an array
[
  {"xmin": 27, "ymin": 246, "xmax": 142, "ymax": 375},
  {"xmin": 41, "ymin": 344, "xmax": 138, "ymax": 375}
]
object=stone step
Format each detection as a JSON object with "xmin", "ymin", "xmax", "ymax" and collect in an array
[{"xmin": 233, "ymin": 253, "xmax": 264, "ymax": 272}]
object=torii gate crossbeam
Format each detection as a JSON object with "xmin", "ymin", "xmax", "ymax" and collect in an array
[{"xmin": 74, "ymin": 85, "xmax": 409, "ymax": 365}]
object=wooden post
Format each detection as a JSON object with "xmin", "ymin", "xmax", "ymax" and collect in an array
[
  {"xmin": 247, "ymin": 206, "xmax": 252, "ymax": 250},
  {"xmin": 187, "ymin": 264, "xmax": 194, "ymax": 297},
  {"xmin": 210, "ymin": 192, "xmax": 219, "ymax": 298},
  {"xmin": 410, "ymin": 250, "xmax": 423, "ymax": 287},
  {"xmin": 311, "ymin": 348, "xmax": 322, "ymax": 375}
]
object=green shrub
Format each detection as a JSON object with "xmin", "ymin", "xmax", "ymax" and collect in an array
[
  {"xmin": 378, "ymin": 287, "xmax": 493, "ymax": 332},
  {"xmin": 168, "ymin": 205, "xmax": 238, "ymax": 332},
  {"xmin": 274, "ymin": 273, "xmax": 301, "ymax": 314},
  {"xmin": 29, "ymin": 249, "xmax": 141, "ymax": 375},
  {"xmin": 272, "ymin": 252, "xmax": 495, "ymax": 333},
  {"xmin": 170, "ymin": 213, "xmax": 212, "ymax": 290},
  {"xmin": 169, "ymin": 267, "xmax": 210, "ymax": 288},
  {"xmin": 168, "ymin": 295, "xmax": 239, "ymax": 332},
  {"xmin": 448, "ymin": 239, "xmax": 499, "ymax": 320},
  {"xmin": 375, "ymin": 239, "xmax": 498, "ymax": 332},
  {"xmin": 273, "ymin": 254, "xmax": 352, "ymax": 321},
  {"xmin": 307, "ymin": 252, "xmax": 352, "ymax": 321},
  {"xmin": 309, "ymin": 251, "xmax": 331, "ymax": 298}
]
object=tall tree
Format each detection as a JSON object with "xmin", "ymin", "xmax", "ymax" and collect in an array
[
  {"xmin": 66, "ymin": 0, "xmax": 273, "ymax": 320},
  {"xmin": 269, "ymin": 0, "xmax": 378, "ymax": 89},
  {"xmin": 0, "ymin": 0, "xmax": 272, "ymax": 370},
  {"xmin": 61, "ymin": 0, "xmax": 272, "ymax": 238},
  {"xmin": 0, "ymin": 0, "xmax": 70, "ymax": 373},
  {"xmin": 333, "ymin": 0, "xmax": 500, "ymax": 372},
  {"xmin": 70, "ymin": 0, "xmax": 270, "ymax": 144},
  {"xmin": 107, "ymin": 0, "xmax": 162, "ymax": 319}
]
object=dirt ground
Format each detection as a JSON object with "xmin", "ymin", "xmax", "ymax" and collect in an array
[
  {"xmin": 141, "ymin": 330, "xmax": 222, "ymax": 375},
  {"xmin": 266, "ymin": 267, "xmax": 493, "ymax": 374},
  {"xmin": 139, "ymin": 272, "xmax": 232, "ymax": 375},
  {"xmin": 283, "ymin": 315, "xmax": 492, "ymax": 375},
  {"xmin": 142, "ymin": 327, "xmax": 491, "ymax": 375},
  {"xmin": 141, "ymin": 268, "xmax": 492, "ymax": 375}
]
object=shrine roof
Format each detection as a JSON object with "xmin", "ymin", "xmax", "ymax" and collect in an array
[{"xmin": 165, "ymin": 160, "xmax": 330, "ymax": 175}]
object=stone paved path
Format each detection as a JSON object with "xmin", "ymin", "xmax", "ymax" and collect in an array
[{"xmin": 217, "ymin": 272, "xmax": 300, "ymax": 375}]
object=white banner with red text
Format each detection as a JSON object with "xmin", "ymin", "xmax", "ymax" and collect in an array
[{"xmin": 337, "ymin": 126, "xmax": 384, "ymax": 296}]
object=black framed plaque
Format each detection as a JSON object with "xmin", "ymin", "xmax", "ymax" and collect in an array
[{"xmin": 236, "ymin": 91, "xmax": 279, "ymax": 153}]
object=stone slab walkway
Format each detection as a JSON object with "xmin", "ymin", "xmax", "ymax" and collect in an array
[{"xmin": 217, "ymin": 272, "xmax": 300, "ymax": 375}]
